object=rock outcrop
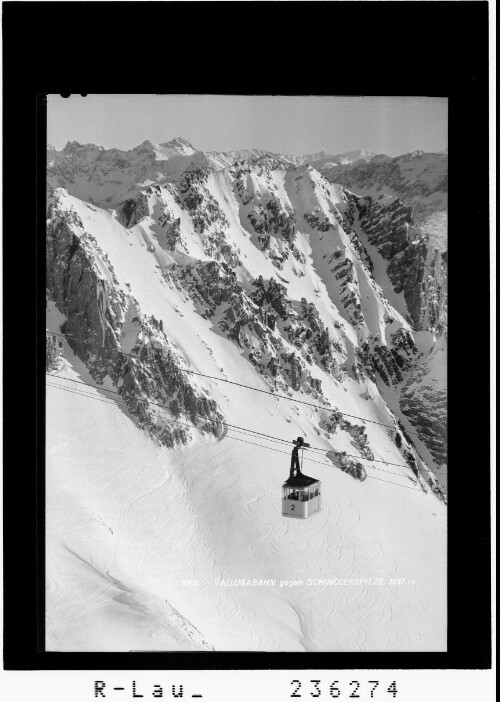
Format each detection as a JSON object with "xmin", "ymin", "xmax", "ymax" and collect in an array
[
  {"xmin": 321, "ymin": 152, "xmax": 448, "ymax": 337},
  {"xmin": 46, "ymin": 192, "xmax": 224, "ymax": 447}
]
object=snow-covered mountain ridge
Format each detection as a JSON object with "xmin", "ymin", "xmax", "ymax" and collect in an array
[
  {"xmin": 46, "ymin": 141, "xmax": 447, "ymax": 652},
  {"xmin": 47, "ymin": 139, "xmax": 376, "ymax": 207},
  {"xmin": 47, "ymin": 141, "xmax": 447, "ymax": 339}
]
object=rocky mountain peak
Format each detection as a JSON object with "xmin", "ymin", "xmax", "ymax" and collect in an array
[
  {"xmin": 135, "ymin": 139, "xmax": 156, "ymax": 150},
  {"xmin": 164, "ymin": 136, "xmax": 195, "ymax": 147},
  {"xmin": 62, "ymin": 140, "xmax": 104, "ymax": 155},
  {"xmin": 62, "ymin": 140, "xmax": 84, "ymax": 154},
  {"xmin": 159, "ymin": 136, "xmax": 197, "ymax": 153}
]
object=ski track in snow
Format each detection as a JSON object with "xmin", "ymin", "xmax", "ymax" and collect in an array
[
  {"xmin": 172, "ymin": 437, "xmax": 429, "ymax": 652},
  {"xmin": 46, "ymin": 376, "xmax": 443, "ymax": 651}
]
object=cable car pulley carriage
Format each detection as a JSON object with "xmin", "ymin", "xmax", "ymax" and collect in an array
[{"xmin": 282, "ymin": 436, "xmax": 321, "ymax": 519}]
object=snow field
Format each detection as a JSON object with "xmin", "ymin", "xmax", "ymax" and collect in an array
[{"xmin": 46, "ymin": 342, "xmax": 446, "ymax": 651}]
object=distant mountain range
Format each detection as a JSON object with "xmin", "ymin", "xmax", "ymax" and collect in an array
[{"xmin": 47, "ymin": 138, "xmax": 378, "ymax": 205}]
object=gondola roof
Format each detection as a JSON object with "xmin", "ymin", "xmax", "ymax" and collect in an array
[{"xmin": 283, "ymin": 473, "xmax": 319, "ymax": 488}]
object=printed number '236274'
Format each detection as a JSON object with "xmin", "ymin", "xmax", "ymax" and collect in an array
[{"xmin": 290, "ymin": 680, "xmax": 398, "ymax": 698}]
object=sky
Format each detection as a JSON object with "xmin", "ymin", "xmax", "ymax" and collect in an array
[{"xmin": 47, "ymin": 94, "xmax": 448, "ymax": 157}]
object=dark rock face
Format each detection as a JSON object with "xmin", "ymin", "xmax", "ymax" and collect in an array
[
  {"xmin": 176, "ymin": 170, "xmax": 239, "ymax": 264},
  {"xmin": 353, "ymin": 195, "xmax": 445, "ymax": 333},
  {"xmin": 336, "ymin": 190, "xmax": 375, "ymax": 274},
  {"xmin": 342, "ymin": 423, "xmax": 374, "ymax": 462},
  {"xmin": 179, "ymin": 170, "xmax": 228, "ymax": 233},
  {"xmin": 265, "ymin": 197, "xmax": 297, "ymax": 244},
  {"xmin": 327, "ymin": 450, "xmax": 367, "ymax": 481},
  {"xmin": 415, "ymin": 246, "xmax": 447, "ymax": 334},
  {"xmin": 118, "ymin": 193, "xmax": 150, "ymax": 228},
  {"xmin": 118, "ymin": 319, "xmax": 223, "ymax": 445},
  {"xmin": 322, "ymin": 157, "xmax": 448, "ymax": 337},
  {"xmin": 177, "ymin": 260, "xmax": 242, "ymax": 319},
  {"xmin": 249, "ymin": 280, "xmax": 343, "ymax": 380},
  {"xmin": 428, "ymin": 475, "xmax": 448, "ymax": 504},
  {"xmin": 322, "ymin": 410, "xmax": 374, "ymax": 463},
  {"xmin": 46, "ymin": 196, "xmax": 224, "ymax": 447},
  {"xmin": 46, "ymin": 334, "xmax": 64, "ymax": 372},
  {"xmin": 292, "ymin": 299, "xmax": 341, "ymax": 376},
  {"xmin": 340, "ymin": 186, "xmax": 447, "ymax": 466},
  {"xmin": 333, "ymin": 255, "xmax": 364, "ymax": 327},
  {"xmin": 232, "ymin": 165, "xmax": 253, "ymax": 205},
  {"xmin": 176, "ymin": 264, "xmax": 329, "ymax": 398},
  {"xmin": 355, "ymin": 327, "xmax": 418, "ymax": 388},
  {"xmin": 248, "ymin": 200, "xmax": 296, "ymax": 251},
  {"xmin": 250, "ymin": 276, "xmax": 292, "ymax": 320},
  {"xmin": 244, "ymin": 185, "xmax": 297, "ymax": 270},
  {"xmin": 400, "ymin": 362, "xmax": 447, "ymax": 467},
  {"xmin": 160, "ymin": 214, "xmax": 182, "ymax": 252},
  {"xmin": 303, "ymin": 212, "xmax": 334, "ymax": 231},
  {"xmin": 118, "ymin": 172, "xmax": 241, "ymax": 266},
  {"xmin": 356, "ymin": 196, "xmax": 415, "ymax": 260}
]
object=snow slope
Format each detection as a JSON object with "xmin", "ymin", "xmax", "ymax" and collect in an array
[{"xmin": 47, "ymin": 345, "xmax": 446, "ymax": 652}]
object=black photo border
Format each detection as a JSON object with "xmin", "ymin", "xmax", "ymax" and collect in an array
[{"xmin": 2, "ymin": 0, "xmax": 491, "ymax": 671}]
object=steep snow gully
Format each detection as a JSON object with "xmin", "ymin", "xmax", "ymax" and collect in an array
[{"xmin": 46, "ymin": 143, "xmax": 447, "ymax": 652}]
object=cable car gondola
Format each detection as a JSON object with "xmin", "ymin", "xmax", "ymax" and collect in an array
[{"xmin": 282, "ymin": 436, "xmax": 322, "ymax": 519}]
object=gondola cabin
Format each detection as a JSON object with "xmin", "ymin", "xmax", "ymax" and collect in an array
[{"xmin": 282, "ymin": 474, "xmax": 322, "ymax": 519}]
